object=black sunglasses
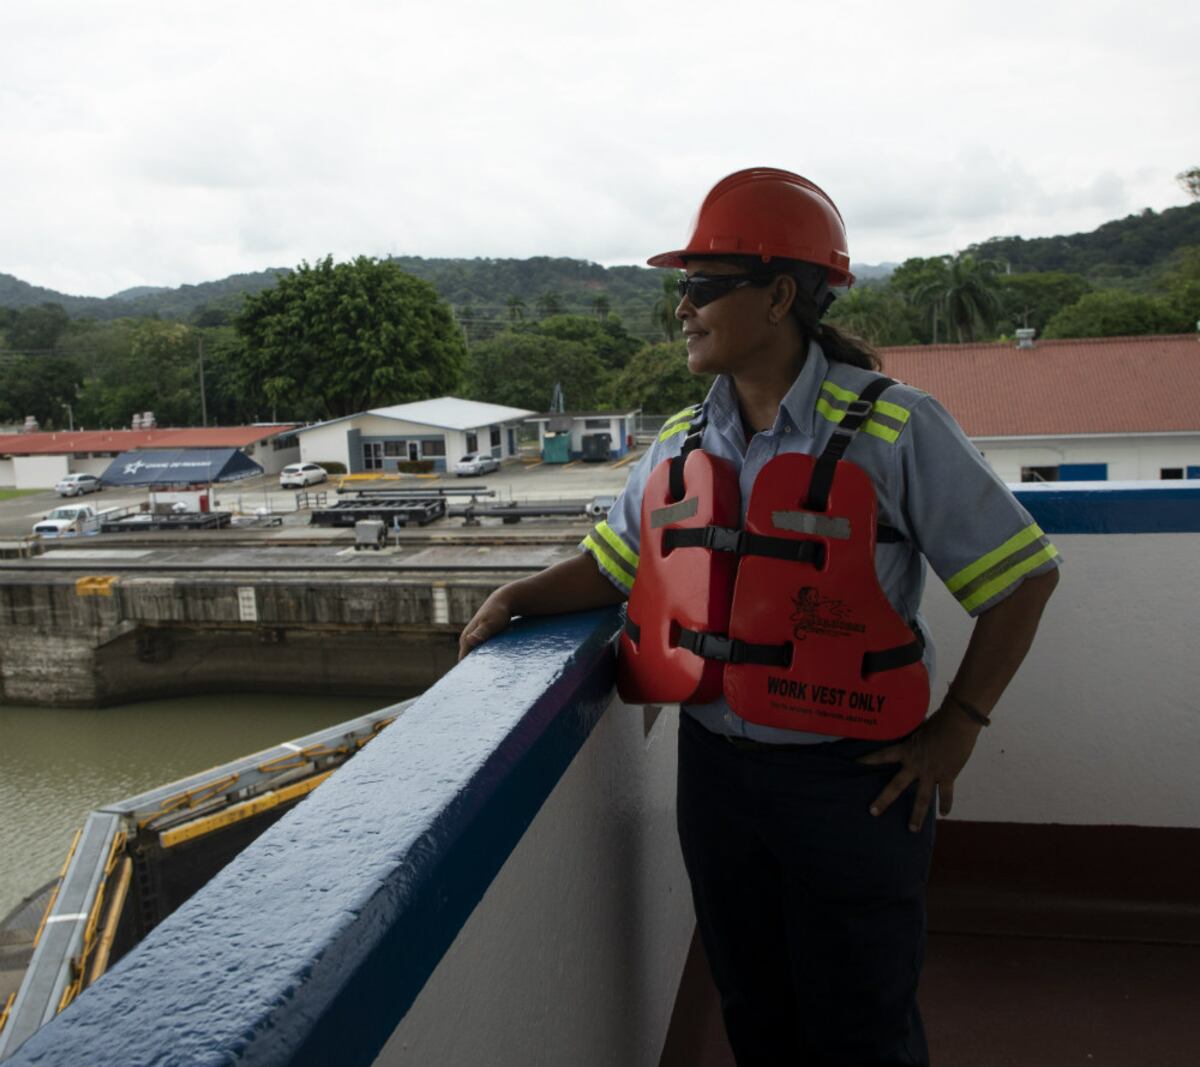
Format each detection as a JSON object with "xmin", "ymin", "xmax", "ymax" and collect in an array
[{"xmin": 675, "ymin": 273, "xmax": 773, "ymax": 309}]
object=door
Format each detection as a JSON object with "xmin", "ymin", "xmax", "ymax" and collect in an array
[{"xmin": 408, "ymin": 442, "xmax": 420, "ymax": 462}]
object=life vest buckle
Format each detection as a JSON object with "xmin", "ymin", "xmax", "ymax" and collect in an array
[{"xmin": 700, "ymin": 526, "xmax": 747, "ymax": 554}]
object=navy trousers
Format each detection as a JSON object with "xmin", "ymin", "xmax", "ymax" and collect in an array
[{"xmin": 676, "ymin": 713, "xmax": 935, "ymax": 1067}]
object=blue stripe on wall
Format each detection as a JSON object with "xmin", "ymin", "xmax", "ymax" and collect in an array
[{"xmin": 1014, "ymin": 486, "xmax": 1200, "ymax": 534}]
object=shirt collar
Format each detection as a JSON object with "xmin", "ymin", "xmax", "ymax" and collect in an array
[{"xmin": 703, "ymin": 338, "xmax": 828, "ymax": 439}]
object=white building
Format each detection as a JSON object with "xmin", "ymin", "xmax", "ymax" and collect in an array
[
  {"xmin": 880, "ymin": 333, "xmax": 1200, "ymax": 483},
  {"xmin": 293, "ymin": 398, "xmax": 535, "ymax": 475}
]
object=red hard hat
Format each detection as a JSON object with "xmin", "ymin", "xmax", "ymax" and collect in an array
[{"xmin": 647, "ymin": 167, "xmax": 855, "ymax": 286}]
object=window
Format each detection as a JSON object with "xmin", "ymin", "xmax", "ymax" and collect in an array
[
  {"xmin": 422, "ymin": 439, "xmax": 446, "ymax": 457},
  {"xmin": 384, "ymin": 440, "xmax": 405, "ymax": 457},
  {"xmin": 489, "ymin": 427, "xmax": 501, "ymax": 448},
  {"xmin": 584, "ymin": 418, "xmax": 610, "ymax": 429},
  {"xmin": 1020, "ymin": 466, "xmax": 1059, "ymax": 483},
  {"xmin": 1160, "ymin": 468, "xmax": 1184, "ymax": 480},
  {"xmin": 466, "ymin": 432, "xmax": 478, "ymax": 452}
]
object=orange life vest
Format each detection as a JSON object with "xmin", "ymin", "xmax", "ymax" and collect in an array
[{"xmin": 618, "ymin": 378, "xmax": 929, "ymax": 741}]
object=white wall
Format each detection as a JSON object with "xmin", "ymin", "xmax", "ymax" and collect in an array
[
  {"xmin": 297, "ymin": 424, "xmax": 352, "ymax": 470},
  {"xmin": 244, "ymin": 438, "xmax": 300, "ymax": 475},
  {"xmin": 13, "ymin": 454, "xmax": 69, "ymax": 489},
  {"xmin": 376, "ymin": 696, "xmax": 693, "ymax": 1067},
  {"xmin": 978, "ymin": 434, "xmax": 1200, "ymax": 482},
  {"xmin": 0, "ymin": 458, "xmax": 14, "ymax": 486},
  {"xmin": 919, "ymin": 532, "xmax": 1200, "ymax": 828}
]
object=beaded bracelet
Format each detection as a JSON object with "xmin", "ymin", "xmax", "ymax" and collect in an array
[{"xmin": 947, "ymin": 691, "xmax": 992, "ymax": 727}]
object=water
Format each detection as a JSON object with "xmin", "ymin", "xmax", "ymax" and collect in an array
[{"xmin": 0, "ymin": 693, "xmax": 401, "ymax": 920}]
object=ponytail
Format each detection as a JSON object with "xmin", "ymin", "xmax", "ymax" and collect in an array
[{"xmin": 813, "ymin": 321, "xmax": 882, "ymax": 372}]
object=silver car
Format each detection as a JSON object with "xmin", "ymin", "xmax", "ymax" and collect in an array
[
  {"xmin": 455, "ymin": 453, "xmax": 500, "ymax": 477},
  {"xmin": 56, "ymin": 473, "xmax": 102, "ymax": 497}
]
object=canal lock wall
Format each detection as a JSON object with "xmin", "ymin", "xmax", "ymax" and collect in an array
[{"xmin": 0, "ymin": 573, "xmax": 493, "ymax": 707}]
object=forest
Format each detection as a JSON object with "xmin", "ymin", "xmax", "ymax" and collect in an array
[{"xmin": 2, "ymin": 195, "xmax": 1198, "ymax": 430}]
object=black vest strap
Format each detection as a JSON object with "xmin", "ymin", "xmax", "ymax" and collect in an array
[
  {"xmin": 862, "ymin": 621, "xmax": 925, "ymax": 676},
  {"xmin": 678, "ymin": 627, "xmax": 792, "ymax": 668},
  {"xmin": 662, "ymin": 525, "xmax": 825, "ymax": 567},
  {"xmin": 804, "ymin": 377, "xmax": 896, "ymax": 514},
  {"xmin": 668, "ymin": 411, "xmax": 707, "ymax": 502}
]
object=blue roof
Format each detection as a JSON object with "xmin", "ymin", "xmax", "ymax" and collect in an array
[{"xmin": 99, "ymin": 448, "xmax": 263, "ymax": 486}]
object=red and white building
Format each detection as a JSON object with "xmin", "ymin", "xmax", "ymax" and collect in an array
[
  {"xmin": 879, "ymin": 333, "xmax": 1200, "ymax": 483},
  {"xmin": 0, "ymin": 425, "xmax": 300, "ymax": 489}
]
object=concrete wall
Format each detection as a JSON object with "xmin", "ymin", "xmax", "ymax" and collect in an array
[
  {"xmin": 243, "ymin": 437, "xmax": 300, "ymax": 475},
  {"xmin": 378, "ymin": 696, "xmax": 691, "ymax": 1067},
  {"xmin": 919, "ymin": 530, "xmax": 1200, "ymax": 829},
  {"xmin": 0, "ymin": 457, "xmax": 13, "ymax": 486},
  {"xmin": 978, "ymin": 433, "xmax": 1200, "ymax": 483},
  {"xmin": 12, "ymin": 454, "xmax": 69, "ymax": 489},
  {"xmin": 0, "ymin": 573, "xmax": 493, "ymax": 707}
]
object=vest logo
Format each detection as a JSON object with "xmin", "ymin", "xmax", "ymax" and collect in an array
[{"xmin": 790, "ymin": 586, "xmax": 866, "ymax": 640}]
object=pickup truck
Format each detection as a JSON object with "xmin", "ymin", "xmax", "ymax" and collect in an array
[{"xmin": 32, "ymin": 503, "xmax": 102, "ymax": 537}]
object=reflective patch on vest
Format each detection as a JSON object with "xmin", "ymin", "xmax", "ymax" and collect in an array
[
  {"xmin": 650, "ymin": 497, "xmax": 699, "ymax": 528},
  {"xmin": 771, "ymin": 510, "xmax": 851, "ymax": 540}
]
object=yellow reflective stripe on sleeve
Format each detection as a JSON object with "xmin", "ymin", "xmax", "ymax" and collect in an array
[
  {"xmin": 946, "ymin": 523, "xmax": 1046, "ymax": 594},
  {"xmin": 958, "ymin": 544, "xmax": 1060, "ymax": 613},
  {"xmin": 595, "ymin": 520, "xmax": 638, "ymax": 571},
  {"xmin": 583, "ymin": 534, "xmax": 635, "ymax": 590},
  {"xmin": 815, "ymin": 396, "xmax": 847, "ymax": 425},
  {"xmin": 658, "ymin": 422, "xmax": 690, "ymax": 443}
]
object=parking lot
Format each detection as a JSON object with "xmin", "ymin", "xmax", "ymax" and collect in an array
[{"xmin": 0, "ymin": 453, "xmax": 642, "ymax": 542}]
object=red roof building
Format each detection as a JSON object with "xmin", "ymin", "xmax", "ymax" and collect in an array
[
  {"xmin": 876, "ymin": 333, "xmax": 1200, "ymax": 483},
  {"xmin": 0, "ymin": 425, "xmax": 300, "ymax": 489}
]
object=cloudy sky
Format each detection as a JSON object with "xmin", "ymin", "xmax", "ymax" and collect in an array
[{"xmin": 2, "ymin": 0, "xmax": 1196, "ymax": 297}]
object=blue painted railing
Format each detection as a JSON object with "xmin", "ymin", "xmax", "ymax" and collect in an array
[{"xmin": 5, "ymin": 609, "xmax": 622, "ymax": 1067}]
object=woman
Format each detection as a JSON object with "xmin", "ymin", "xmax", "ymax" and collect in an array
[{"xmin": 459, "ymin": 168, "xmax": 1060, "ymax": 1065}]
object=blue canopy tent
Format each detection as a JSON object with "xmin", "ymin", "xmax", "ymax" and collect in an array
[{"xmin": 100, "ymin": 449, "xmax": 263, "ymax": 487}]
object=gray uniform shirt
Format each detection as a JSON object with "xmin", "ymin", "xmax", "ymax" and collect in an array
[{"xmin": 583, "ymin": 341, "xmax": 1061, "ymax": 744}]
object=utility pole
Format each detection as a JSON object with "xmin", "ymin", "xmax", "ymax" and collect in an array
[{"xmin": 197, "ymin": 335, "xmax": 208, "ymax": 427}]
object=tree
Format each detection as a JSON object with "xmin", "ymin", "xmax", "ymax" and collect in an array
[
  {"xmin": 888, "ymin": 257, "xmax": 951, "ymax": 343},
  {"xmin": 650, "ymin": 273, "xmax": 680, "ymax": 341},
  {"xmin": 1042, "ymin": 290, "xmax": 1176, "ymax": 338},
  {"xmin": 608, "ymin": 340, "xmax": 708, "ymax": 413},
  {"xmin": 535, "ymin": 291, "xmax": 563, "ymax": 318},
  {"xmin": 4, "ymin": 303, "xmax": 70, "ymax": 352},
  {"xmin": 74, "ymin": 320, "xmax": 201, "ymax": 428},
  {"xmin": 465, "ymin": 332, "xmax": 609, "ymax": 411},
  {"xmin": 532, "ymin": 313, "xmax": 642, "ymax": 371},
  {"xmin": 1159, "ymin": 245, "xmax": 1200, "ymax": 327},
  {"xmin": 233, "ymin": 256, "xmax": 465, "ymax": 421},
  {"xmin": 505, "ymin": 295, "xmax": 526, "ymax": 322},
  {"xmin": 1177, "ymin": 167, "xmax": 1200, "ymax": 202},
  {"xmin": 825, "ymin": 288, "xmax": 915, "ymax": 347},
  {"xmin": 994, "ymin": 272, "xmax": 1093, "ymax": 334},
  {"xmin": 592, "ymin": 294, "xmax": 611, "ymax": 320},
  {"xmin": 909, "ymin": 254, "xmax": 1003, "ymax": 343},
  {"xmin": 0, "ymin": 354, "xmax": 82, "ymax": 428}
]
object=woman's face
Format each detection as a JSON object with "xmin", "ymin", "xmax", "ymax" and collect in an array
[{"xmin": 677, "ymin": 259, "xmax": 778, "ymax": 377}]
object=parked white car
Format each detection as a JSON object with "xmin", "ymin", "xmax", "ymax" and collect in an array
[
  {"xmin": 455, "ymin": 453, "xmax": 500, "ymax": 477},
  {"xmin": 279, "ymin": 463, "xmax": 328, "ymax": 488},
  {"xmin": 55, "ymin": 473, "xmax": 102, "ymax": 497},
  {"xmin": 33, "ymin": 504, "xmax": 100, "ymax": 536}
]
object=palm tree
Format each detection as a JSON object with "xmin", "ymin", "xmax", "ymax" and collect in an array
[
  {"xmin": 506, "ymin": 296, "xmax": 526, "ymax": 322},
  {"xmin": 592, "ymin": 295, "xmax": 611, "ymax": 320},
  {"xmin": 650, "ymin": 274, "xmax": 680, "ymax": 341},
  {"xmin": 912, "ymin": 254, "xmax": 1002, "ymax": 343}
]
